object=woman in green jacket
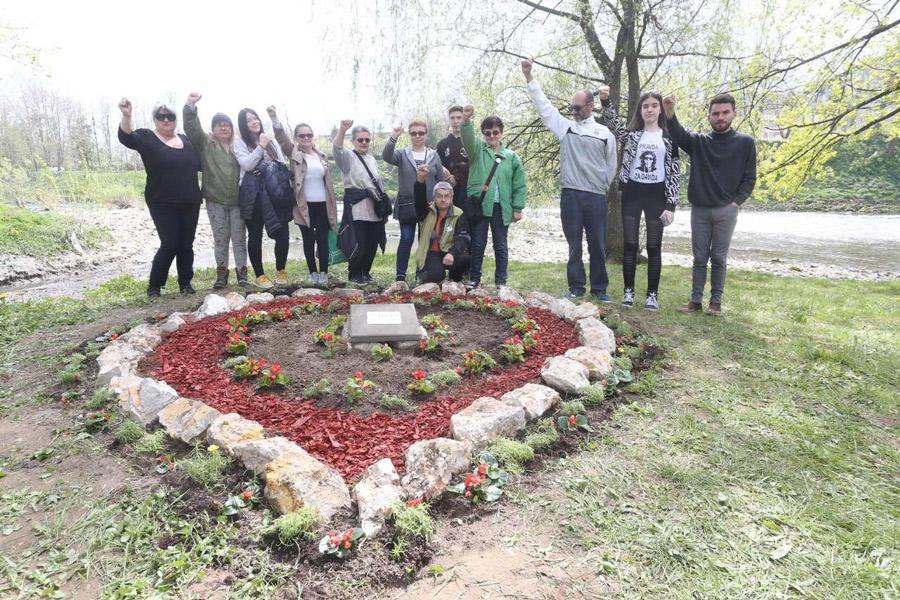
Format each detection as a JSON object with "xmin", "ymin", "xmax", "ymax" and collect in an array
[
  {"xmin": 460, "ymin": 104, "xmax": 527, "ymax": 289},
  {"xmin": 183, "ymin": 92, "xmax": 244, "ymax": 288}
]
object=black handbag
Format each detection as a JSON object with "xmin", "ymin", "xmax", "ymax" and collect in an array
[
  {"xmin": 354, "ymin": 150, "xmax": 393, "ymax": 219},
  {"xmin": 465, "ymin": 153, "xmax": 504, "ymax": 220},
  {"xmin": 337, "ymin": 201, "xmax": 358, "ymax": 262}
]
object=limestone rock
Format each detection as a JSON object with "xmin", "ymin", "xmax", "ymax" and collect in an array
[
  {"xmin": 497, "ymin": 286, "xmax": 524, "ymax": 304},
  {"xmin": 206, "ymin": 413, "xmax": 265, "ymax": 454},
  {"xmin": 541, "ymin": 356, "xmax": 590, "ymax": 394},
  {"xmin": 450, "ymin": 397, "xmax": 526, "ymax": 449},
  {"xmin": 157, "ymin": 314, "xmax": 185, "ymax": 334},
  {"xmin": 223, "ymin": 291, "xmax": 248, "ymax": 311},
  {"xmin": 383, "ymin": 281, "xmax": 409, "ymax": 295},
  {"xmin": 246, "ymin": 292, "xmax": 275, "ymax": 306},
  {"xmin": 196, "ymin": 294, "xmax": 230, "ymax": 319},
  {"xmin": 466, "ymin": 287, "xmax": 494, "ymax": 298},
  {"xmin": 564, "ymin": 346, "xmax": 614, "ymax": 379},
  {"xmin": 264, "ymin": 452, "xmax": 353, "ymax": 521},
  {"xmin": 525, "ymin": 291, "xmax": 556, "ymax": 309},
  {"xmin": 120, "ymin": 378, "xmax": 179, "ymax": 425},
  {"xmin": 575, "ymin": 317, "xmax": 616, "ymax": 353},
  {"xmin": 412, "ymin": 282, "xmax": 440, "ymax": 295},
  {"xmin": 119, "ymin": 323, "xmax": 162, "ymax": 353},
  {"xmin": 332, "ymin": 287, "xmax": 364, "ymax": 298},
  {"xmin": 401, "ymin": 438, "xmax": 472, "ymax": 501},
  {"xmin": 441, "ymin": 281, "xmax": 467, "ymax": 296},
  {"xmin": 158, "ymin": 397, "xmax": 222, "ymax": 444},
  {"xmin": 274, "ymin": 294, "xmax": 290, "ymax": 300},
  {"xmin": 232, "ymin": 436, "xmax": 303, "ymax": 474},
  {"xmin": 353, "ymin": 459, "xmax": 404, "ymax": 537},
  {"xmin": 171, "ymin": 311, "xmax": 198, "ymax": 324},
  {"xmin": 292, "ymin": 288, "xmax": 325, "ymax": 298},
  {"xmin": 564, "ymin": 302, "xmax": 599, "ymax": 323},
  {"xmin": 500, "ymin": 383, "xmax": 560, "ymax": 421},
  {"xmin": 549, "ymin": 297, "xmax": 577, "ymax": 319}
]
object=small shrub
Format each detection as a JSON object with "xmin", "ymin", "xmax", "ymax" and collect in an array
[
  {"xmin": 115, "ymin": 420, "xmax": 145, "ymax": 444},
  {"xmin": 390, "ymin": 500, "xmax": 433, "ymax": 559},
  {"xmin": 578, "ymin": 384, "xmax": 607, "ymax": 406},
  {"xmin": 303, "ymin": 378, "xmax": 332, "ymax": 398},
  {"xmin": 370, "ymin": 344, "xmax": 393, "ymax": 362},
  {"xmin": 486, "ymin": 438, "xmax": 534, "ymax": 474},
  {"xmin": 380, "ymin": 394, "xmax": 411, "ymax": 411},
  {"xmin": 273, "ymin": 508, "xmax": 321, "ymax": 544},
  {"xmin": 524, "ymin": 418, "xmax": 559, "ymax": 449},
  {"xmin": 559, "ymin": 400, "xmax": 586, "ymax": 416},
  {"xmin": 182, "ymin": 445, "xmax": 230, "ymax": 488},
  {"xmin": 613, "ymin": 356, "xmax": 633, "ymax": 371},
  {"xmin": 627, "ymin": 371, "xmax": 658, "ymax": 396},
  {"xmin": 85, "ymin": 387, "xmax": 115, "ymax": 410},
  {"xmin": 58, "ymin": 353, "xmax": 86, "ymax": 384},
  {"xmin": 431, "ymin": 368, "xmax": 462, "ymax": 387},
  {"xmin": 134, "ymin": 429, "xmax": 167, "ymax": 454}
]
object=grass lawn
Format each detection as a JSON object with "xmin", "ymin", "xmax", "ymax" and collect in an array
[
  {"xmin": 0, "ymin": 257, "xmax": 896, "ymax": 598},
  {"xmin": 0, "ymin": 203, "xmax": 110, "ymax": 257}
]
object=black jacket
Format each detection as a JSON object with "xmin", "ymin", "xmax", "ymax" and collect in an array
[{"xmin": 239, "ymin": 170, "xmax": 285, "ymax": 238}]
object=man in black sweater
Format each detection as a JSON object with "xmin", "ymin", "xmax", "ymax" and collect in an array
[
  {"xmin": 435, "ymin": 105, "xmax": 470, "ymax": 209},
  {"xmin": 663, "ymin": 93, "xmax": 757, "ymax": 316}
]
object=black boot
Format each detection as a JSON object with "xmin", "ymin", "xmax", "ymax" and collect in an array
[
  {"xmin": 236, "ymin": 266, "xmax": 249, "ymax": 287},
  {"xmin": 213, "ymin": 267, "xmax": 228, "ymax": 289}
]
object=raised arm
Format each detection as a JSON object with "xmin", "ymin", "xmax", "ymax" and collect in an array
[
  {"xmin": 382, "ymin": 126, "xmax": 402, "ymax": 165},
  {"xmin": 116, "ymin": 98, "xmax": 139, "ymax": 149},
  {"xmin": 331, "ymin": 119, "xmax": 353, "ymax": 171},
  {"xmin": 459, "ymin": 105, "xmax": 483, "ymax": 162},
  {"xmin": 596, "ymin": 85, "xmax": 629, "ymax": 143},
  {"xmin": 182, "ymin": 92, "xmax": 206, "ymax": 152},
  {"xmin": 662, "ymin": 96, "xmax": 696, "ymax": 155},
  {"xmin": 267, "ymin": 105, "xmax": 295, "ymax": 158},
  {"xmin": 522, "ymin": 60, "xmax": 569, "ymax": 140}
]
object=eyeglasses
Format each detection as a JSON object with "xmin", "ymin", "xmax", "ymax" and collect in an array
[
  {"xmin": 409, "ymin": 131, "xmax": 427, "ymax": 137},
  {"xmin": 296, "ymin": 133, "xmax": 314, "ymax": 139},
  {"xmin": 568, "ymin": 104, "xmax": 586, "ymax": 113},
  {"xmin": 155, "ymin": 113, "xmax": 177, "ymax": 122},
  {"xmin": 214, "ymin": 122, "xmax": 232, "ymax": 129},
  {"xmin": 355, "ymin": 138, "xmax": 371, "ymax": 143},
  {"xmin": 482, "ymin": 129, "xmax": 502, "ymax": 137}
]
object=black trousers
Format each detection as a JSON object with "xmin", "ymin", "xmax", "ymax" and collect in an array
[
  {"xmin": 246, "ymin": 204, "xmax": 290, "ymax": 277},
  {"xmin": 348, "ymin": 220, "xmax": 380, "ymax": 281},
  {"xmin": 147, "ymin": 203, "xmax": 200, "ymax": 288},
  {"xmin": 419, "ymin": 250, "xmax": 470, "ymax": 283},
  {"xmin": 622, "ymin": 182, "xmax": 666, "ymax": 294},
  {"xmin": 300, "ymin": 202, "xmax": 331, "ymax": 274}
]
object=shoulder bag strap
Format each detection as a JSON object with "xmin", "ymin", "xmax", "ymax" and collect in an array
[
  {"xmin": 353, "ymin": 150, "xmax": 386, "ymax": 196},
  {"xmin": 478, "ymin": 154, "xmax": 505, "ymax": 202}
]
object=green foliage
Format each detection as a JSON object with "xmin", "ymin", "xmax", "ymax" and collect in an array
[
  {"xmin": 0, "ymin": 202, "xmax": 109, "ymax": 256},
  {"xmin": 370, "ymin": 344, "xmax": 394, "ymax": 362},
  {"xmin": 431, "ymin": 368, "xmax": 462, "ymax": 387},
  {"xmin": 486, "ymin": 438, "xmax": 534, "ymax": 474},
  {"xmin": 182, "ymin": 446, "xmax": 230, "ymax": 488},
  {"xmin": 85, "ymin": 386, "xmax": 115, "ymax": 410},
  {"xmin": 134, "ymin": 429, "xmax": 166, "ymax": 455},
  {"xmin": 273, "ymin": 509, "xmax": 321, "ymax": 544},
  {"xmin": 559, "ymin": 400, "xmax": 586, "ymax": 416},
  {"xmin": 379, "ymin": 394, "xmax": 411, "ymax": 411},
  {"xmin": 524, "ymin": 418, "xmax": 559, "ymax": 449},
  {"xmin": 303, "ymin": 378, "xmax": 332, "ymax": 399},
  {"xmin": 115, "ymin": 420, "xmax": 146, "ymax": 445},
  {"xmin": 390, "ymin": 500, "xmax": 434, "ymax": 550},
  {"xmin": 578, "ymin": 384, "xmax": 608, "ymax": 406}
]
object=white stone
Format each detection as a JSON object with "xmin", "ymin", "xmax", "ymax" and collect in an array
[
  {"xmin": 564, "ymin": 346, "xmax": 614, "ymax": 380},
  {"xmin": 274, "ymin": 294, "xmax": 290, "ymax": 300},
  {"xmin": 96, "ymin": 341, "xmax": 143, "ymax": 384},
  {"xmin": 246, "ymin": 292, "xmax": 275, "ymax": 306},
  {"xmin": 549, "ymin": 297, "xmax": 577, "ymax": 319},
  {"xmin": 348, "ymin": 342, "xmax": 382, "ymax": 354},
  {"xmin": 383, "ymin": 281, "xmax": 409, "ymax": 295},
  {"xmin": 232, "ymin": 436, "xmax": 304, "ymax": 474},
  {"xmin": 158, "ymin": 314, "xmax": 186, "ymax": 334},
  {"xmin": 525, "ymin": 291, "xmax": 556, "ymax": 309},
  {"xmin": 196, "ymin": 294, "xmax": 230, "ymax": 318},
  {"xmin": 496, "ymin": 286, "xmax": 524, "ymax": 304},
  {"xmin": 500, "ymin": 383, "xmax": 560, "ymax": 421},
  {"xmin": 564, "ymin": 302, "xmax": 599, "ymax": 323},
  {"xmin": 206, "ymin": 413, "xmax": 265, "ymax": 454},
  {"xmin": 575, "ymin": 317, "xmax": 617, "ymax": 353},
  {"xmin": 158, "ymin": 397, "xmax": 222, "ymax": 444},
  {"xmin": 171, "ymin": 311, "xmax": 198, "ymax": 324},
  {"xmin": 541, "ymin": 356, "xmax": 591, "ymax": 394},
  {"xmin": 466, "ymin": 287, "xmax": 495, "ymax": 298},
  {"xmin": 450, "ymin": 397, "xmax": 526, "ymax": 449},
  {"xmin": 264, "ymin": 451, "xmax": 353, "ymax": 521},
  {"xmin": 223, "ymin": 291, "xmax": 248, "ymax": 311},
  {"xmin": 119, "ymin": 323, "xmax": 162, "ymax": 353},
  {"xmin": 412, "ymin": 282, "xmax": 440, "ymax": 295},
  {"xmin": 441, "ymin": 281, "xmax": 467, "ymax": 296},
  {"xmin": 292, "ymin": 288, "xmax": 325, "ymax": 298},
  {"xmin": 401, "ymin": 438, "xmax": 473, "ymax": 501},
  {"xmin": 119, "ymin": 378, "xmax": 179, "ymax": 426},
  {"xmin": 332, "ymin": 288, "xmax": 363, "ymax": 298},
  {"xmin": 353, "ymin": 458, "xmax": 404, "ymax": 537}
]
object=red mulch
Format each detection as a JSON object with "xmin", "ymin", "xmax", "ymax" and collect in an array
[{"xmin": 147, "ymin": 294, "xmax": 578, "ymax": 481}]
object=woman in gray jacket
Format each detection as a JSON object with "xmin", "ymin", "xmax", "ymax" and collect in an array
[{"xmin": 382, "ymin": 119, "xmax": 445, "ymax": 282}]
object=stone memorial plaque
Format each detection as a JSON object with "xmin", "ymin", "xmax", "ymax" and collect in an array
[{"xmin": 348, "ymin": 304, "xmax": 421, "ymax": 343}]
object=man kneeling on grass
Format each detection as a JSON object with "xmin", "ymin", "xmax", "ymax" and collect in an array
[{"xmin": 412, "ymin": 164, "xmax": 471, "ymax": 284}]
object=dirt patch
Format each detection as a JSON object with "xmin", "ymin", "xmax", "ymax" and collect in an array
[{"xmin": 247, "ymin": 307, "xmax": 513, "ymax": 416}]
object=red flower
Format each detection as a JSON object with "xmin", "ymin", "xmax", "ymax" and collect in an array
[
  {"xmin": 109, "ymin": 333, "xmax": 118, "ymax": 341},
  {"xmin": 406, "ymin": 499, "xmax": 422, "ymax": 507},
  {"xmin": 74, "ymin": 373, "xmax": 81, "ymax": 382},
  {"xmin": 242, "ymin": 489, "xmax": 253, "ymax": 501},
  {"xmin": 270, "ymin": 363, "xmax": 281, "ymax": 375},
  {"xmin": 243, "ymin": 337, "xmax": 250, "ymax": 342},
  {"xmin": 354, "ymin": 371, "xmax": 363, "ymax": 379},
  {"xmin": 465, "ymin": 491, "xmax": 473, "ymax": 499},
  {"xmin": 412, "ymin": 369, "xmax": 425, "ymax": 380},
  {"xmin": 454, "ymin": 367, "xmax": 462, "ymax": 374},
  {"xmin": 477, "ymin": 463, "xmax": 487, "ymax": 476},
  {"xmin": 568, "ymin": 415, "xmax": 577, "ymax": 427},
  {"xmin": 513, "ymin": 335, "xmax": 520, "ymax": 343},
  {"xmin": 343, "ymin": 541, "xmax": 352, "ymax": 549}
]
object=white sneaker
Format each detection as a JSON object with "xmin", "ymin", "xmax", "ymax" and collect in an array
[
  {"xmin": 622, "ymin": 288, "xmax": 635, "ymax": 307},
  {"xmin": 317, "ymin": 272, "xmax": 328, "ymax": 286},
  {"xmin": 645, "ymin": 292, "xmax": 659, "ymax": 311},
  {"xmin": 306, "ymin": 272, "xmax": 318, "ymax": 285}
]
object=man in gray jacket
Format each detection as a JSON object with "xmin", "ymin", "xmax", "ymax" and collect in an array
[{"xmin": 522, "ymin": 59, "xmax": 617, "ymax": 301}]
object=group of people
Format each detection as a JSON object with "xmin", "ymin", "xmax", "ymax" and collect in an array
[{"xmin": 118, "ymin": 60, "xmax": 755, "ymax": 314}]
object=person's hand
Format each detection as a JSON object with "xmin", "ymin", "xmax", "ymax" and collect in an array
[
  {"xmin": 660, "ymin": 210, "xmax": 674, "ymax": 227},
  {"xmin": 266, "ymin": 105, "xmax": 277, "ymax": 119},
  {"xmin": 663, "ymin": 95, "xmax": 676, "ymax": 117},
  {"xmin": 521, "ymin": 59, "xmax": 533, "ymax": 81},
  {"xmin": 442, "ymin": 253, "xmax": 455, "ymax": 266},
  {"xmin": 462, "ymin": 105, "xmax": 474, "ymax": 122},
  {"xmin": 186, "ymin": 92, "xmax": 202, "ymax": 106},
  {"xmin": 258, "ymin": 133, "xmax": 270, "ymax": 148},
  {"xmin": 416, "ymin": 164, "xmax": 431, "ymax": 182},
  {"xmin": 340, "ymin": 119, "xmax": 354, "ymax": 131},
  {"xmin": 446, "ymin": 174, "xmax": 456, "ymax": 186},
  {"xmin": 118, "ymin": 98, "xmax": 132, "ymax": 117},
  {"xmin": 597, "ymin": 85, "xmax": 610, "ymax": 101},
  {"xmin": 392, "ymin": 125, "xmax": 404, "ymax": 139},
  {"xmin": 512, "ymin": 211, "xmax": 523, "ymax": 222},
  {"xmin": 729, "ymin": 201, "xmax": 739, "ymax": 209}
]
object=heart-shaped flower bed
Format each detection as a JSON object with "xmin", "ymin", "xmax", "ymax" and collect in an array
[{"xmin": 145, "ymin": 292, "xmax": 578, "ymax": 480}]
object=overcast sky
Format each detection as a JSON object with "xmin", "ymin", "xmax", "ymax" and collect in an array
[{"xmin": 1, "ymin": 0, "xmax": 461, "ymax": 133}]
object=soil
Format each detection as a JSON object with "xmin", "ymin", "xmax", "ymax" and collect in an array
[{"xmin": 247, "ymin": 307, "xmax": 514, "ymax": 416}]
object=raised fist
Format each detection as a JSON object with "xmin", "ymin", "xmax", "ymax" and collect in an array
[
  {"xmin": 118, "ymin": 98, "xmax": 132, "ymax": 117},
  {"xmin": 392, "ymin": 125, "xmax": 404, "ymax": 139},
  {"xmin": 187, "ymin": 92, "xmax": 202, "ymax": 105},
  {"xmin": 258, "ymin": 133, "xmax": 270, "ymax": 148},
  {"xmin": 340, "ymin": 119, "xmax": 354, "ymax": 130},
  {"xmin": 520, "ymin": 59, "xmax": 533, "ymax": 80},
  {"xmin": 663, "ymin": 95, "xmax": 676, "ymax": 117},
  {"xmin": 462, "ymin": 105, "xmax": 474, "ymax": 122},
  {"xmin": 266, "ymin": 105, "xmax": 277, "ymax": 118},
  {"xmin": 596, "ymin": 85, "xmax": 610, "ymax": 101}
]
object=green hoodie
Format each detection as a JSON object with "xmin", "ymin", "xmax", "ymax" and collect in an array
[
  {"xmin": 183, "ymin": 104, "xmax": 240, "ymax": 206},
  {"xmin": 461, "ymin": 120, "xmax": 527, "ymax": 225}
]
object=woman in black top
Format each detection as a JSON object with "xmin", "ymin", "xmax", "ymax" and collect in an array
[{"xmin": 117, "ymin": 98, "xmax": 202, "ymax": 297}]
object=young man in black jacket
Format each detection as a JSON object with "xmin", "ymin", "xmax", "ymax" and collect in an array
[
  {"xmin": 663, "ymin": 93, "xmax": 757, "ymax": 316},
  {"xmin": 435, "ymin": 105, "xmax": 469, "ymax": 209}
]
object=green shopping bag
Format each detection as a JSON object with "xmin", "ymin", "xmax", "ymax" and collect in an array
[{"xmin": 328, "ymin": 229, "xmax": 347, "ymax": 266}]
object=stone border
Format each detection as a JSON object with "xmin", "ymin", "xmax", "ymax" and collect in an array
[{"xmin": 96, "ymin": 284, "xmax": 617, "ymax": 536}]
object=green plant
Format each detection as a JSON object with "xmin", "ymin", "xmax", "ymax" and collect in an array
[
  {"xmin": 560, "ymin": 400, "xmax": 586, "ymax": 416},
  {"xmin": 225, "ymin": 329, "xmax": 250, "ymax": 355},
  {"xmin": 380, "ymin": 394, "xmax": 411, "ymax": 411},
  {"xmin": 524, "ymin": 418, "xmax": 559, "ymax": 449},
  {"xmin": 461, "ymin": 350, "xmax": 497, "ymax": 376},
  {"xmin": 85, "ymin": 386, "xmax": 115, "ymax": 410},
  {"xmin": 557, "ymin": 413, "xmax": 593, "ymax": 433},
  {"xmin": 182, "ymin": 445, "xmax": 230, "ymax": 488},
  {"xmin": 370, "ymin": 344, "xmax": 393, "ymax": 362},
  {"xmin": 325, "ymin": 299, "xmax": 342, "ymax": 313},
  {"xmin": 115, "ymin": 420, "xmax": 145, "ymax": 444},
  {"xmin": 613, "ymin": 356, "xmax": 633, "ymax": 371},
  {"xmin": 256, "ymin": 362, "xmax": 289, "ymax": 389},
  {"xmin": 344, "ymin": 372, "xmax": 374, "ymax": 404},
  {"xmin": 303, "ymin": 378, "xmax": 332, "ymax": 399},
  {"xmin": 223, "ymin": 482, "xmax": 262, "ymax": 517},
  {"xmin": 134, "ymin": 429, "xmax": 166, "ymax": 454},
  {"xmin": 486, "ymin": 438, "xmax": 534, "ymax": 474},
  {"xmin": 83, "ymin": 411, "xmax": 113, "ymax": 432},
  {"xmin": 499, "ymin": 335, "xmax": 526, "ymax": 363},
  {"xmin": 578, "ymin": 384, "xmax": 608, "ymax": 406},
  {"xmin": 272, "ymin": 508, "xmax": 321, "ymax": 543},
  {"xmin": 431, "ymin": 368, "xmax": 463, "ymax": 387},
  {"xmin": 58, "ymin": 352, "xmax": 86, "ymax": 384},
  {"xmin": 319, "ymin": 527, "xmax": 365, "ymax": 559},
  {"xmin": 448, "ymin": 452, "xmax": 509, "ymax": 504},
  {"xmin": 233, "ymin": 357, "xmax": 265, "ymax": 380},
  {"xmin": 291, "ymin": 302, "xmax": 321, "ymax": 316},
  {"xmin": 407, "ymin": 369, "xmax": 436, "ymax": 395},
  {"xmin": 389, "ymin": 500, "xmax": 433, "ymax": 559}
]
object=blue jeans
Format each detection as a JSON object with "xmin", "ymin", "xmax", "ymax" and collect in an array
[
  {"xmin": 395, "ymin": 222, "xmax": 417, "ymax": 279},
  {"xmin": 469, "ymin": 208, "xmax": 508, "ymax": 285},
  {"xmin": 560, "ymin": 188, "xmax": 608, "ymax": 295}
]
